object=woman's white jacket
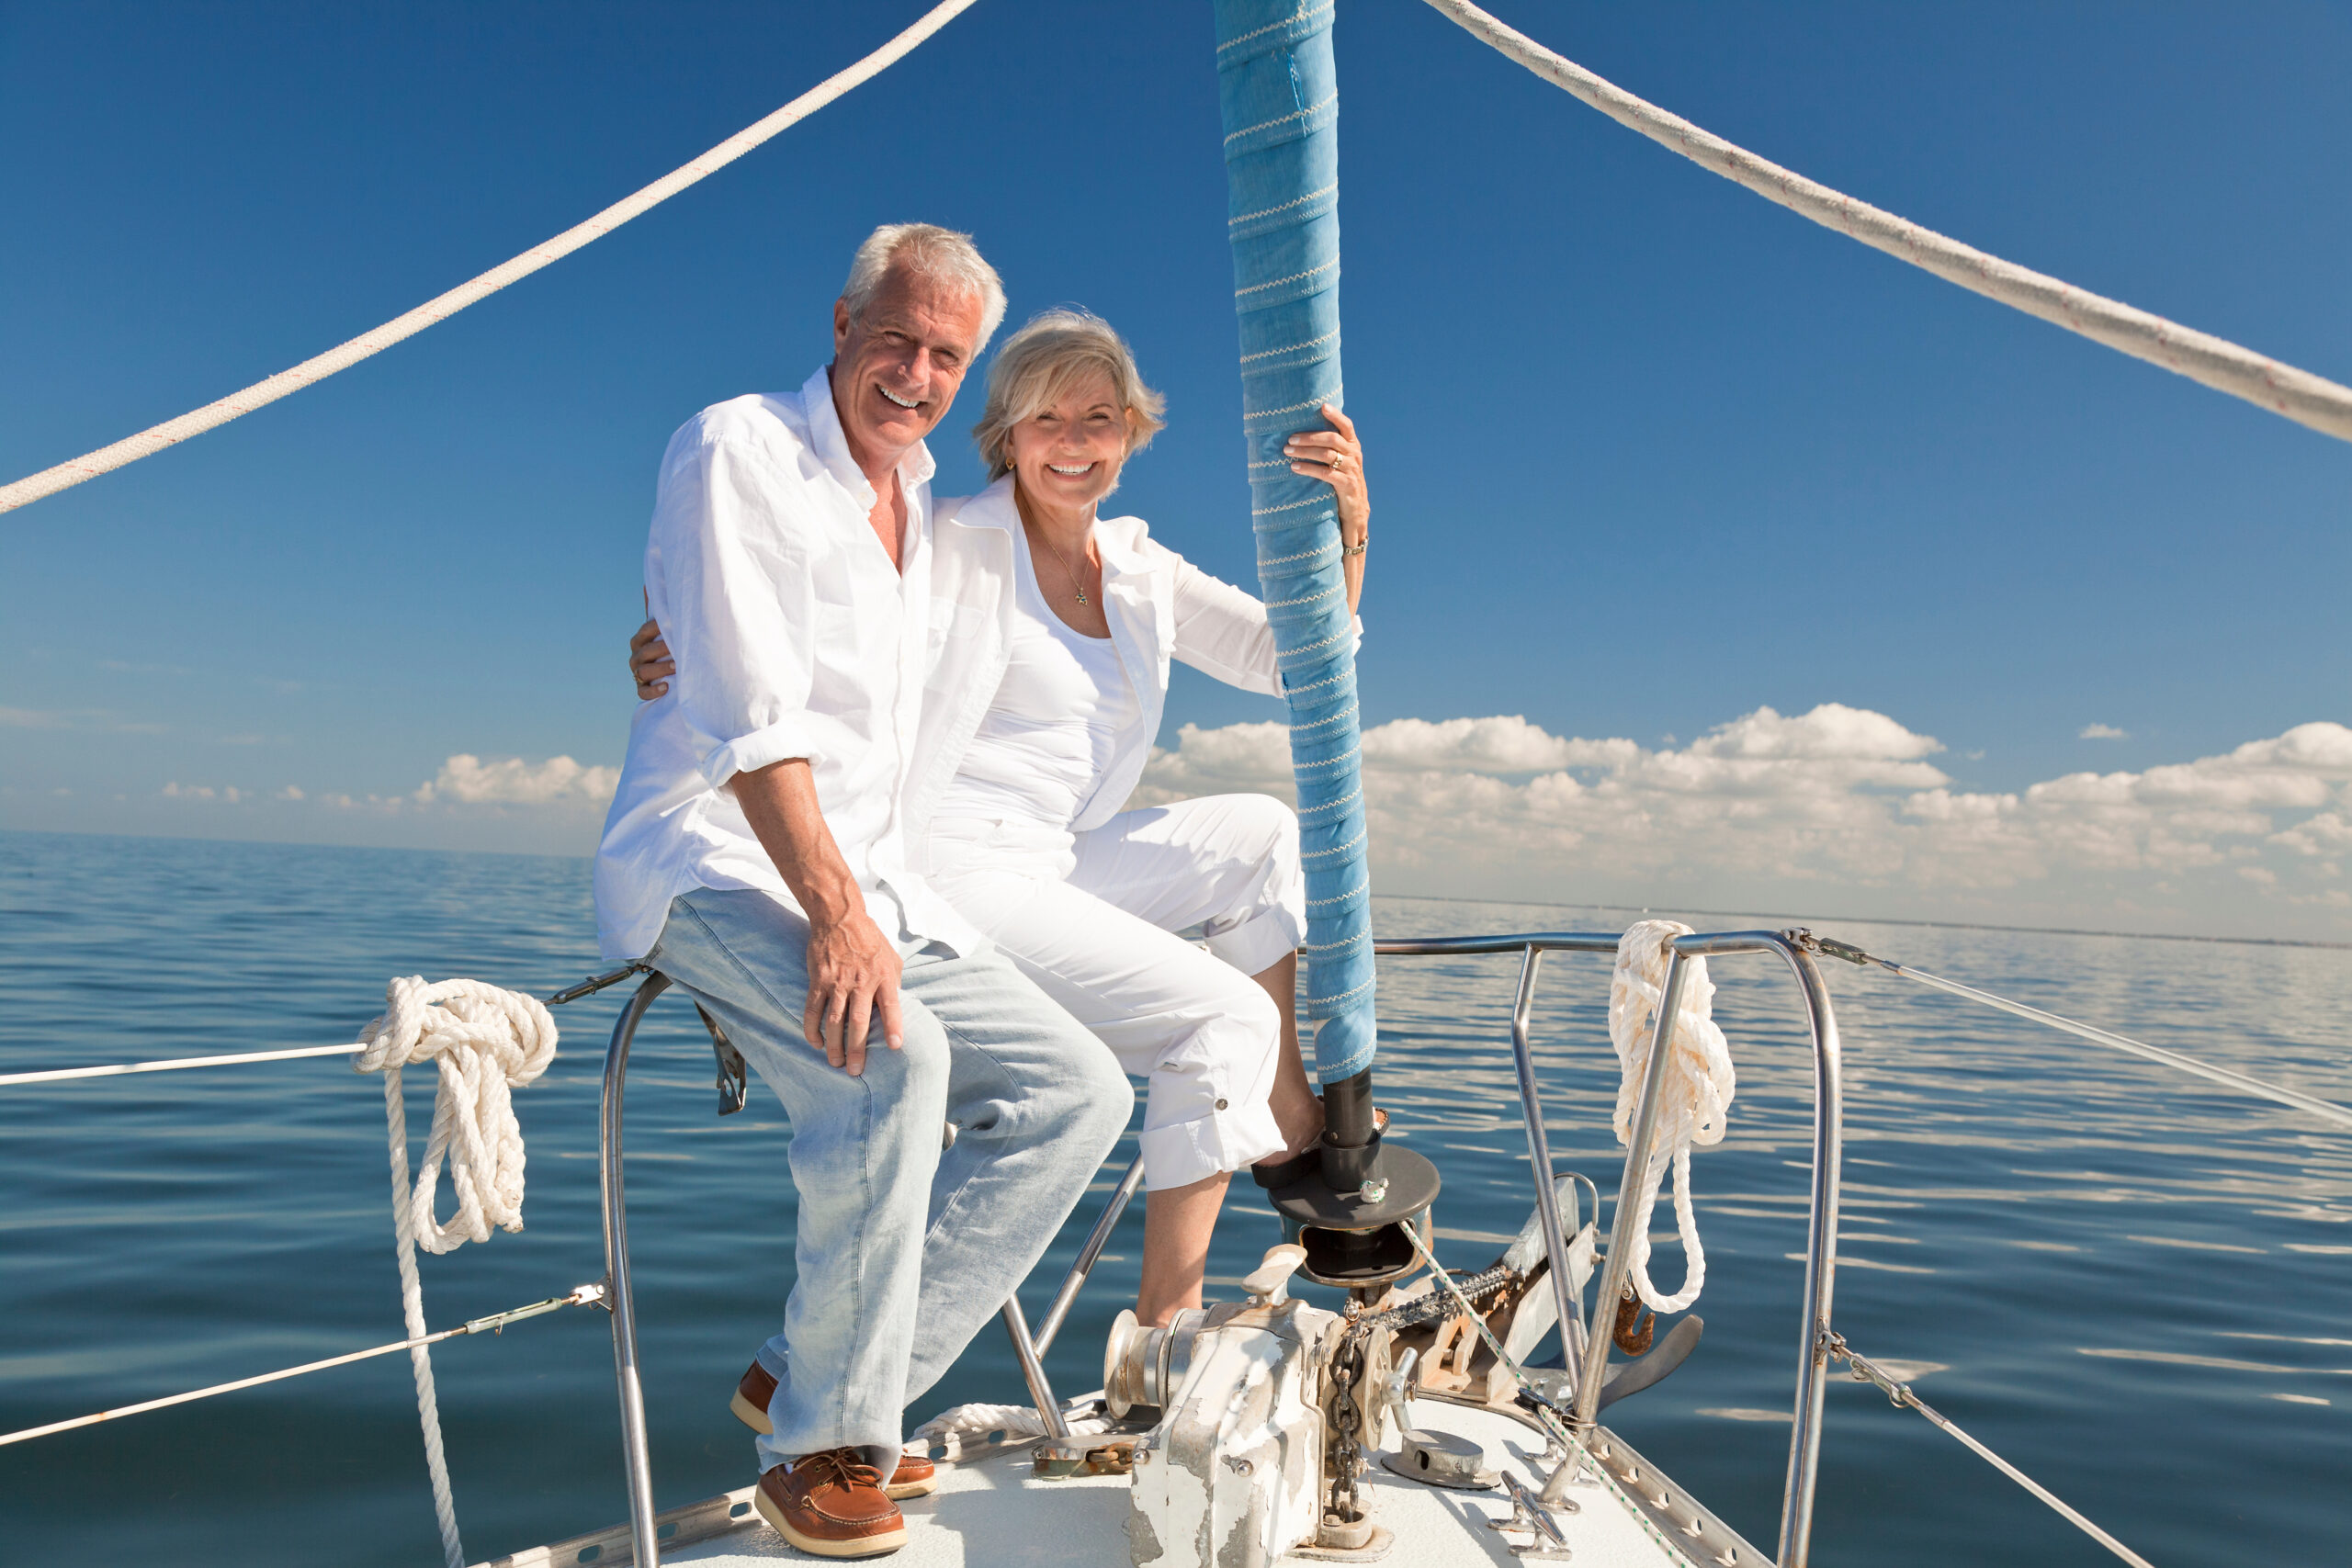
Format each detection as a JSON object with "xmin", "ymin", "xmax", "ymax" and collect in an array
[{"xmin": 904, "ymin": 474, "xmax": 1347, "ymax": 873}]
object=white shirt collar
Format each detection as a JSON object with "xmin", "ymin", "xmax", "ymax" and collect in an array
[
  {"xmin": 1093, "ymin": 513, "xmax": 1152, "ymax": 582},
  {"xmin": 804, "ymin": 365, "xmax": 937, "ymax": 510},
  {"xmin": 947, "ymin": 479, "xmax": 1148, "ymax": 574},
  {"xmin": 944, "ymin": 474, "xmax": 1020, "ymax": 533}
]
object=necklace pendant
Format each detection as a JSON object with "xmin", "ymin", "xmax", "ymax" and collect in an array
[{"xmin": 1075, "ymin": 589, "xmax": 1090, "ymax": 606}]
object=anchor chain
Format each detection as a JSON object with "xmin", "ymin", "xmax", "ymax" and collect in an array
[
  {"xmin": 1352, "ymin": 1261, "xmax": 1518, "ymax": 1335},
  {"xmin": 1327, "ymin": 1334, "xmax": 1367, "ymax": 1524}
]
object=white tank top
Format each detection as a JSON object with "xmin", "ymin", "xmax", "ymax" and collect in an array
[{"xmin": 933, "ymin": 524, "xmax": 1140, "ymax": 829}]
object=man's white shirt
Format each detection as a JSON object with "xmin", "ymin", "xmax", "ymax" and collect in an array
[{"xmin": 594, "ymin": 366, "xmax": 986, "ymax": 964}]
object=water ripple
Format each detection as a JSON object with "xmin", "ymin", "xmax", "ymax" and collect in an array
[{"xmin": 2, "ymin": 840, "xmax": 2347, "ymax": 1566}]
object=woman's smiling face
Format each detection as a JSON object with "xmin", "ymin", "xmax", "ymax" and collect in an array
[{"xmin": 1004, "ymin": 370, "xmax": 1129, "ymax": 518}]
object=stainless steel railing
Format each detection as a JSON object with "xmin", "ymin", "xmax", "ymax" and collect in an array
[
  {"xmin": 593, "ymin": 976, "xmax": 1146, "ymax": 1566},
  {"xmin": 1369, "ymin": 930, "xmax": 1844, "ymax": 1568},
  {"xmin": 598, "ymin": 973, "xmax": 670, "ymax": 1568},
  {"xmin": 596, "ymin": 929, "xmax": 1847, "ymax": 1568}
]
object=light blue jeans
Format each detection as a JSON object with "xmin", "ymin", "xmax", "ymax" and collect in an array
[{"xmin": 648, "ymin": 888, "xmax": 1131, "ymax": 1472}]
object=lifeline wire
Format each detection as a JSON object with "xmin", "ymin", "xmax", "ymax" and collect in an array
[
  {"xmin": 0, "ymin": 964, "xmax": 638, "ymax": 1090},
  {"xmin": 1795, "ymin": 932, "xmax": 2352, "ymax": 1133},
  {"xmin": 1892, "ymin": 962, "xmax": 2352, "ymax": 1131},
  {"xmin": 0, "ymin": 1041, "xmax": 364, "ymax": 1087},
  {"xmin": 0, "ymin": 0, "xmax": 982, "ymax": 516},
  {"xmin": 0, "ymin": 1284, "xmax": 602, "ymax": 1450},
  {"xmin": 1826, "ymin": 1334, "xmax": 2158, "ymax": 1568},
  {"xmin": 1419, "ymin": 0, "xmax": 2352, "ymax": 446}
]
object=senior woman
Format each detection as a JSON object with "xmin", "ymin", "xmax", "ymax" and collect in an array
[{"xmin": 631, "ymin": 310, "xmax": 1370, "ymax": 1328}]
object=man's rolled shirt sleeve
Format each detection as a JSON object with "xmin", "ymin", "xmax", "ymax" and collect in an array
[{"xmin": 656, "ymin": 434, "xmax": 832, "ymax": 790}]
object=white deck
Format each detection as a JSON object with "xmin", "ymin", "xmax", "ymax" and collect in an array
[{"xmin": 489, "ymin": 1403, "xmax": 1739, "ymax": 1568}]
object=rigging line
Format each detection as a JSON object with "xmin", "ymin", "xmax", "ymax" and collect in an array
[
  {"xmin": 1891, "ymin": 961, "xmax": 2352, "ymax": 1133},
  {"xmin": 1796, "ymin": 931, "xmax": 2352, "ymax": 1128},
  {"xmin": 0, "ymin": 1042, "xmax": 363, "ymax": 1088},
  {"xmin": 0, "ymin": 0, "xmax": 983, "ymax": 517},
  {"xmin": 1793, "ymin": 931, "xmax": 2352, "ymax": 1133},
  {"xmin": 0, "ymin": 1283, "xmax": 604, "ymax": 1450},
  {"xmin": 1419, "ymin": 0, "xmax": 2352, "ymax": 446},
  {"xmin": 0, "ymin": 964, "xmax": 641, "ymax": 1089},
  {"xmin": 1826, "ymin": 1334, "xmax": 2158, "ymax": 1568}
]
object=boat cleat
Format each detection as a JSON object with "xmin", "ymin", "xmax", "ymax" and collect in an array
[
  {"xmin": 1382, "ymin": 1426, "xmax": 1499, "ymax": 1490},
  {"xmin": 1487, "ymin": 1472, "xmax": 1577, "ymax": 1560},
  {"xmin": 1030, "ymin": 1438, "xmax": 1093, "ymax": 1479},
  {"xmin": 1031, "ymin": 1433, "xmax": 1139, "ymax": 1479}
]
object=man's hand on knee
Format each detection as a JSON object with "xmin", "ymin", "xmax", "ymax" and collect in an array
[
  {"xmin": 727, "ymin": 758, "xmax": 908, "ymax": 1077},
  {"xmin": 803, "ymin": 911, "xmax": 907, "ymax": 1076}
]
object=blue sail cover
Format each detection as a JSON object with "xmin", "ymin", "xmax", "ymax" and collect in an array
[{"xmin": 1214, "ymin": 0, "xmax": 1374, "ymax": 1084}]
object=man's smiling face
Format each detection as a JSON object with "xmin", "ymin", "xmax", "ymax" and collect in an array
[{"xmin": 831, "ymin": 264, "xmax": 987, "ymax": 477}]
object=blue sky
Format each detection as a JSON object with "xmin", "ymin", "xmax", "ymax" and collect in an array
[{"xmin": 4, "ymin": 1, "xmax": 2347, "ymax": 937}]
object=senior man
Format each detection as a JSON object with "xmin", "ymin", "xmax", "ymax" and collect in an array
[{"xmin": 594, "ymin": 223, "xmax": 1130, "ymax": 1559}]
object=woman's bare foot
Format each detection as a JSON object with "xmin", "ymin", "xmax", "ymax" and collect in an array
[{"xmin": 1250, "ymin": 953, "xmax": 1323, "ymax": 1164}]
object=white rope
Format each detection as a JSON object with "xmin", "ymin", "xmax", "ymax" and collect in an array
[
  {"xmin": 0, "ymin": 0, "xmax": 983, "ymax": 516},
  {"xmin": 1607, "ymin": 922, "xmax": 1736, "ymax": 1314},
  {"xmin": 356, "ymin": 976, "xmax": 559, "ymax": 1253},
  {"xmin": 353, "ymin": 976, "xmax": 560, "ymax": 1568},
  {"xmin": 1419, "ymin": 0, "xmax": 2352, "ymax": 447}
]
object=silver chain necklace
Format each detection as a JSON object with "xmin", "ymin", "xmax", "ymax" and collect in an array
[{"xmin": 1034, "ymin": 524, "xmax": 1094, "ymax": 608}]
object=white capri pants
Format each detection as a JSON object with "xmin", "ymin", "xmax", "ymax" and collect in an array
[{"xmin": 925, "ymin": 794, "xmax": 1305, "ymax": 1191}]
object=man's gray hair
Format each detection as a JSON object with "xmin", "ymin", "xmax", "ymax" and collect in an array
[
  {"xmin": 970, "ymin": 310, "xmax": 1169, "ymax": 481},
  {"xmin": 841, "ymin": 222, "xmax": 1008, "ymax": 353}
]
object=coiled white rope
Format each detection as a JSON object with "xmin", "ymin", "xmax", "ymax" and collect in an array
[
  {"xmin": 354, "ymin": 976, "xmax": 560, "ymax": 1568},
  {"xmin": 1420, "ymin": 0, "xmax": 2352, "ymax": 446},
  {"xmin": 356, "ymin": 976, "xmax": 560, "ymax": 1253},
  {"xmin": 0, "ymin": 0, "xmax": 982, "ymax": 516},
  {"xmin": 1607, "ymin": 921, "xmax": 1736, "ymax": 1314}
]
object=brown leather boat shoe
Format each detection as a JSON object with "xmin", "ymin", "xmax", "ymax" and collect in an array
[
  {"xmin": 731, "ymin": 1363, "xmax": 938, "ymax": 1498},
  {"xmin": 879, "ymin": 1448, "xmax": 936, "ymax": 1498},
  {"xmin": 729, "ymin": 1360, "xmax": 780, "ymax": 1434},
  {"xmin": 754, "ymin": 1450, "xmax": 908, "ymax": 1559}
]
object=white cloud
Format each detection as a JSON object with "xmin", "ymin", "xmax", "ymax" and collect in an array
[
  {"xmin": 1127, "ymin": 707, "xmax": 2352, "ymax": 933},
  {"xmin": 162, "ymin": 782, "xmax": 243, "ymax": 804},
  {"xmin": 2272, "ymin": 812, "xmax": 2352, "ymax": 857},
  {"xmin": 2080, "ymin": 723, "xmax": 2129, "ymax": 739},
  {"xmin": 1362, "ymin": 715, "xmax": 1582, "ymax": 773},
  {"xmin": 413, "ymin": 754, "xmax": 619, "ymax": 807}
]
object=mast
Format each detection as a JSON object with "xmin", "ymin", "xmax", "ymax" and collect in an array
[{"xmin": 1216, "ymin": 0, "xmax": 1432, "ymax": 1280}]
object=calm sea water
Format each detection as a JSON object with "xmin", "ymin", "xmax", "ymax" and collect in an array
[{"xmin": 2, "ymin": 829, "xmax": 2347, "ymax": 1566}]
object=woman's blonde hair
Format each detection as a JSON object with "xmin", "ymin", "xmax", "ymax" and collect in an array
[{"xmin": 970, "ymin": 310, "xmax": 1168, "ymax": 480}]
